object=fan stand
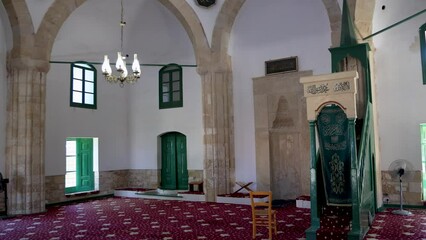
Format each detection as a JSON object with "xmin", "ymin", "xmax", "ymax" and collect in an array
[{"xmin": 392, "ymin": 175, "xmax": 412, "ymax": 216}]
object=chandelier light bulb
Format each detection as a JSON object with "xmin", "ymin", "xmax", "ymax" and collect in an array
[
  {"xmin": 102, "ymin": 0, "xmax": 141, "ymax": 87},
  {"xmin": 122, "ymin": 60, "xmax": 128, "ymax": 78},
  {"xmin": 102, "ymin": 55, "xmax": 112, "ymax": 75},
  {"xmin": 132, "ymin": 54, "xmax": 141, "ymax": 77},
  {"xmin": 116, "ymin": 52, "xmax": 126, "ymax": 72}
]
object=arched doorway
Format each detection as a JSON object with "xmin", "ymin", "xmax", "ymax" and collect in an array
[{"xmin": 160, "ymin": 132, "xmax": 188, "ymax": 190}]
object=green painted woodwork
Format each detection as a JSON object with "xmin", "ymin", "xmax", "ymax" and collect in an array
[
  {"xmin": 65, "ymin": 138, "xmax": 94, "ymax": 194},
  {"xmin": 176, "ymin": 134, "xmax": 188, "ymax": 190},
  {"xmin": 303, "ymin": 2, "xmax": 377, "ymax": 238},
  {"xmin": 340, "ymin": 0, "xmax": 357, "ymax": 47},
  {"xmin": 306, "ymin": 121, "xmax": 319, "ymax": 240},
  {"xmin": 348, "ymin": 104, "xmax": 376, "ymax": 239},
  {"xmin": 329, "ymin": 43, "xmax": 372, "ymax": 103},
  {"xmin": 317, "ymin": 105, "xmax": 351, "ymax": 205},
  {"xmin": 159, "ymin": 64, "xmax": 183, "ymax": 109},
  {"xmin": 420, "ymin": 124, "xmax": 426, "ymax": 199},
  {"xmin": 76, "ymin": 138, "xmax": 94, "ymax": 192},
  {"xmin": 50, "ymin": 60, "xmax": 197, "ymax": 68},
  {"xmin": 420, "ymin": 23, "xmax": 426, "ymax": 84},
  {"xmin": 70, "ymin": 61, "xmax": 97, "ymax": 109},
  {"xmin": 161, "ymin": 132, "xmax": 188, "ymax": 190}
]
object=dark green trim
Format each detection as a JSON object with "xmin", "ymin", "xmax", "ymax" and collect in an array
[
  {"xmin": 306, "ymin": 121, "xmax": 319, "ymax": 240},
  {"xmin": 329, "ymin": 43, "xmax": 372, "ymax": 102},
  {"xmin": 420, "ymin": 23, "xmax": 426, "ymax": 84},
  {"xmin": 377, "ymin": 206, "xmax": 386, "ymax": 212},
  {"xmin": 70, "ymin": 61, "xmax": 97, "ymax": 109},
  {"xmin": 46, "ymin": 193, "xmax": 113, "ymax": 207},
  {"xmin": 348, "ymin": 118, "xmax": 363, "ymax": 240},
  {"xmin": 159, "ymin": 64, "xmax": 183, "ymax": 109},
  {"xmin": 340, "ymin": 0, "xmax": 357, "ymax": 47},
  {"xmin": 51, "ymin": 60, "xmax": 197, "ymax": 68},
  {"xmin": 363, "ymin": 9, "xmax": 426, "ymax": 40}
]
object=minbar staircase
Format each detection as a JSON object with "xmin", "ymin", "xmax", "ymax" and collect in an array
[
  {"xmin": 316, "ymin": 205, "xmax": 352, "ymax": 240},
  {"xmin": 300, "ymin": 70, "xmax": 376, "ymax": 240}
]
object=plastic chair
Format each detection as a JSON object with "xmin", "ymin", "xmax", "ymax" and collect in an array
[{"xmin": 249, "ymin": 191, "xmax": 277, "ymax": 239}]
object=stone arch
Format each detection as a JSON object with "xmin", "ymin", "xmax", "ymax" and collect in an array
[
  {"xmin": 321, "ymin": 0, "xmax": 375, "ymax": 47},
  {"xmin": 5, "ymin": 0, "xmax": 210, "ymax": 71},
  {"xmin": 210, "ymin": 0, "xmax": 245, "ymax": 68},
  {"xmin": 157, "ymin": 0, "xmax": 210, "ymax": 67},
  {"xmin": 353, "ymin": 0, "xmax": 375, "ymax": 40},
  {"xmin": 322, "ymin": 0, "xmax": 342, "ymax": 47},
  {"xmin": 2, "ymin": 0, "xmax": 36, "ymax": 68},
  {"xmin": 35, "ymin": 0, "xmax": 86, "ymax": 70}
]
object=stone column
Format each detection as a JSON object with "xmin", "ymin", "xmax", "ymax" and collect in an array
[
  {"xmin": 6, "ymin": 64, "xmax": 46, "ymax": 214},
  {"xmin": 200, "ymin": 63, "xmax": 235, "ymax": 202}
]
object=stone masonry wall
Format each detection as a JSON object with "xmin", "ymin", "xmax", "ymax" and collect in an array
[
  {"xmin": 381, "ymin": 170, "xmax": 422, "ymax": 206},
  {"xmin": 45, "ymin": 169, "xmax": 204, "ymax": 204}
]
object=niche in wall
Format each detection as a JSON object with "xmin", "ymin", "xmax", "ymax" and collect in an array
[{"xmin": 253, "ymin": 70, "xmax": 312, "ymax": 200}]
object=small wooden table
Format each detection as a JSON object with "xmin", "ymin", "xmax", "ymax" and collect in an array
[{"xmin": 189, "ymin": 181, "xmax": 203, "ymax": 192}]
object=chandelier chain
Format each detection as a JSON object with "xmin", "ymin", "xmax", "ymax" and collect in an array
[
  {"xmin": 101, "ymin": 0, "xmax": 141, "ymax": 87},
  {"xmin": 120, "ymin": 0, "xmax": 124, "ymax": 53}
]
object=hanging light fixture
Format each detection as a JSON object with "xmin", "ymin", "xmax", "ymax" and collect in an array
[{"xmin": 102, "ymin": 0, "xmax": 141, "ymax": 86}]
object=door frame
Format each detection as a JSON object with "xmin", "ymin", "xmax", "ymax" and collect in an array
[{"xmin": 160, "ymin": 132, "xmax": 188, "ymax": 190}]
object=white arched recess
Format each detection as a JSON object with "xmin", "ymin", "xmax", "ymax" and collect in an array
[
  {"xmin": 2, "ymin": 0, "xmax": 378, "ymax": 211},
  {"xmin": 45, "ymin": 0, "xmax": 207, "ymax": 176},
  {"xmin": 230, "ymin": 0, "xmax": 333, "ymax": 187}
]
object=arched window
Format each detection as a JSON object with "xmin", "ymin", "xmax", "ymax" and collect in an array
[
  {"xmin": 70, "ymin": 61, "xmax": 97, "ymax": 109},
  {"xmin": 420, "ymin": 23, "xmax": 426, "ymax": 84},
  {"xmin": 159, "ymin": 64, "xmax": 183, "ymax": 109}
]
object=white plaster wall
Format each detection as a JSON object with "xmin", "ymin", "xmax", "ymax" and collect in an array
[
  {"xmin": 186, "ymin": 0, "xmax": 224, "ymax": 47},
  {"xmin": 230, "ymin": 0, "xmax": 332, "ymax": 184},
  {"xmin": 126, "ymin": 1, "xmax": 203, "ymax": 170},
  {"xmin": 45, "ymin": 64, "xmax": 130, "ymax": 175},
  {"xmin": 46, "ymin": 0, "xmax": 203, "ymax": 174},
  {"xmin": 372, "ymin": 0, "xmax": 426, "ymax": 170},
  {"xmin": 25, "ymin": 0, "xmax": 54, "ymax": 32},
  {"xmin": 127, "ymin": 66, "xmax": 203, "ymax": 170}
]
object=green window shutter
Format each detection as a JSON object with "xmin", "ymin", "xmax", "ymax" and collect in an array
[
  {"xmin": 420, "ymin": 23, "xmax": 426, "ymax": 84},
  {"xmin": 159, "ymin": 64, "xmax": 183, "ymax": 109},
  {"xmin": 70, "ymin": 62, "xmax": 97, "ymax": 109}
]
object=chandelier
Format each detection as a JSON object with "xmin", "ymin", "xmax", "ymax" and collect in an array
[{"xmin": 102, "ymin": 0, "xmax": 141, "ymax": 86}]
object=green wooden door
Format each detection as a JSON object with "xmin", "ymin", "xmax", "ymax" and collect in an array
[
  {"xmin": 421, "ymin": 124, "xmax": 426, "ymax": 200},
  {"xmin": 65, "ymin": 138, "xmax": 94, "ymax": 194},
  {"xmin": 161, "ymin": 132, "xmax": 188, "ymax": 190},
  {"xmin": 161, "ymin": 134, "xmax": 177, "ymax": 189},
  {"xmin": 77, "ymin": 138, "xmax": 94, "ymax": 192},
  {"xmin": 176, "ymin": 134, "xmax": 188, "ymax": 190}
]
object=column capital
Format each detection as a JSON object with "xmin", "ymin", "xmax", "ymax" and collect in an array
[
  {"xmin": 196, "ymin": 56, "xmax": 231, "ymax": 76},
  {"xmin": 8, "ymin": 54, "xmax": 50, "ymax": 73}
]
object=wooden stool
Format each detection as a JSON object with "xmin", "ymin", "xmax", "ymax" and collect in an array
[
  {"xmin": 189, "ymin": 181, "xmax": 203, "ymax": 192},
  {"xmin": 233, "ymin": 181, "xmax": 253, "ymax": 194}
]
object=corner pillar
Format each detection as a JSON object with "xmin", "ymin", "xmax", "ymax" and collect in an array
[
  {"xmin": 199, "ymin": 62, "xmax": 235, "ymax": 202},
  {"xmin": 6, "ymin": 61, "xmax": 47, "ymax": 214}
]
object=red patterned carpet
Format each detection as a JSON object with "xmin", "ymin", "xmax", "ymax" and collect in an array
[
  {"xmin": 0, "ymin": 197, "xmax": 425, "ymax": 239},
  {"xmin": 365, "ymin": 208, "xmax": 426, "ymax": 240},
  {"xmin": 0, "ymin": 197, "xmax": 310, "ymax": 239}
]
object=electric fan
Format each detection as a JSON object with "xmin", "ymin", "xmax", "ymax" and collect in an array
[{"xmin": 388, "ymin": 159, "xmax": 413, "ymax": 216}]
